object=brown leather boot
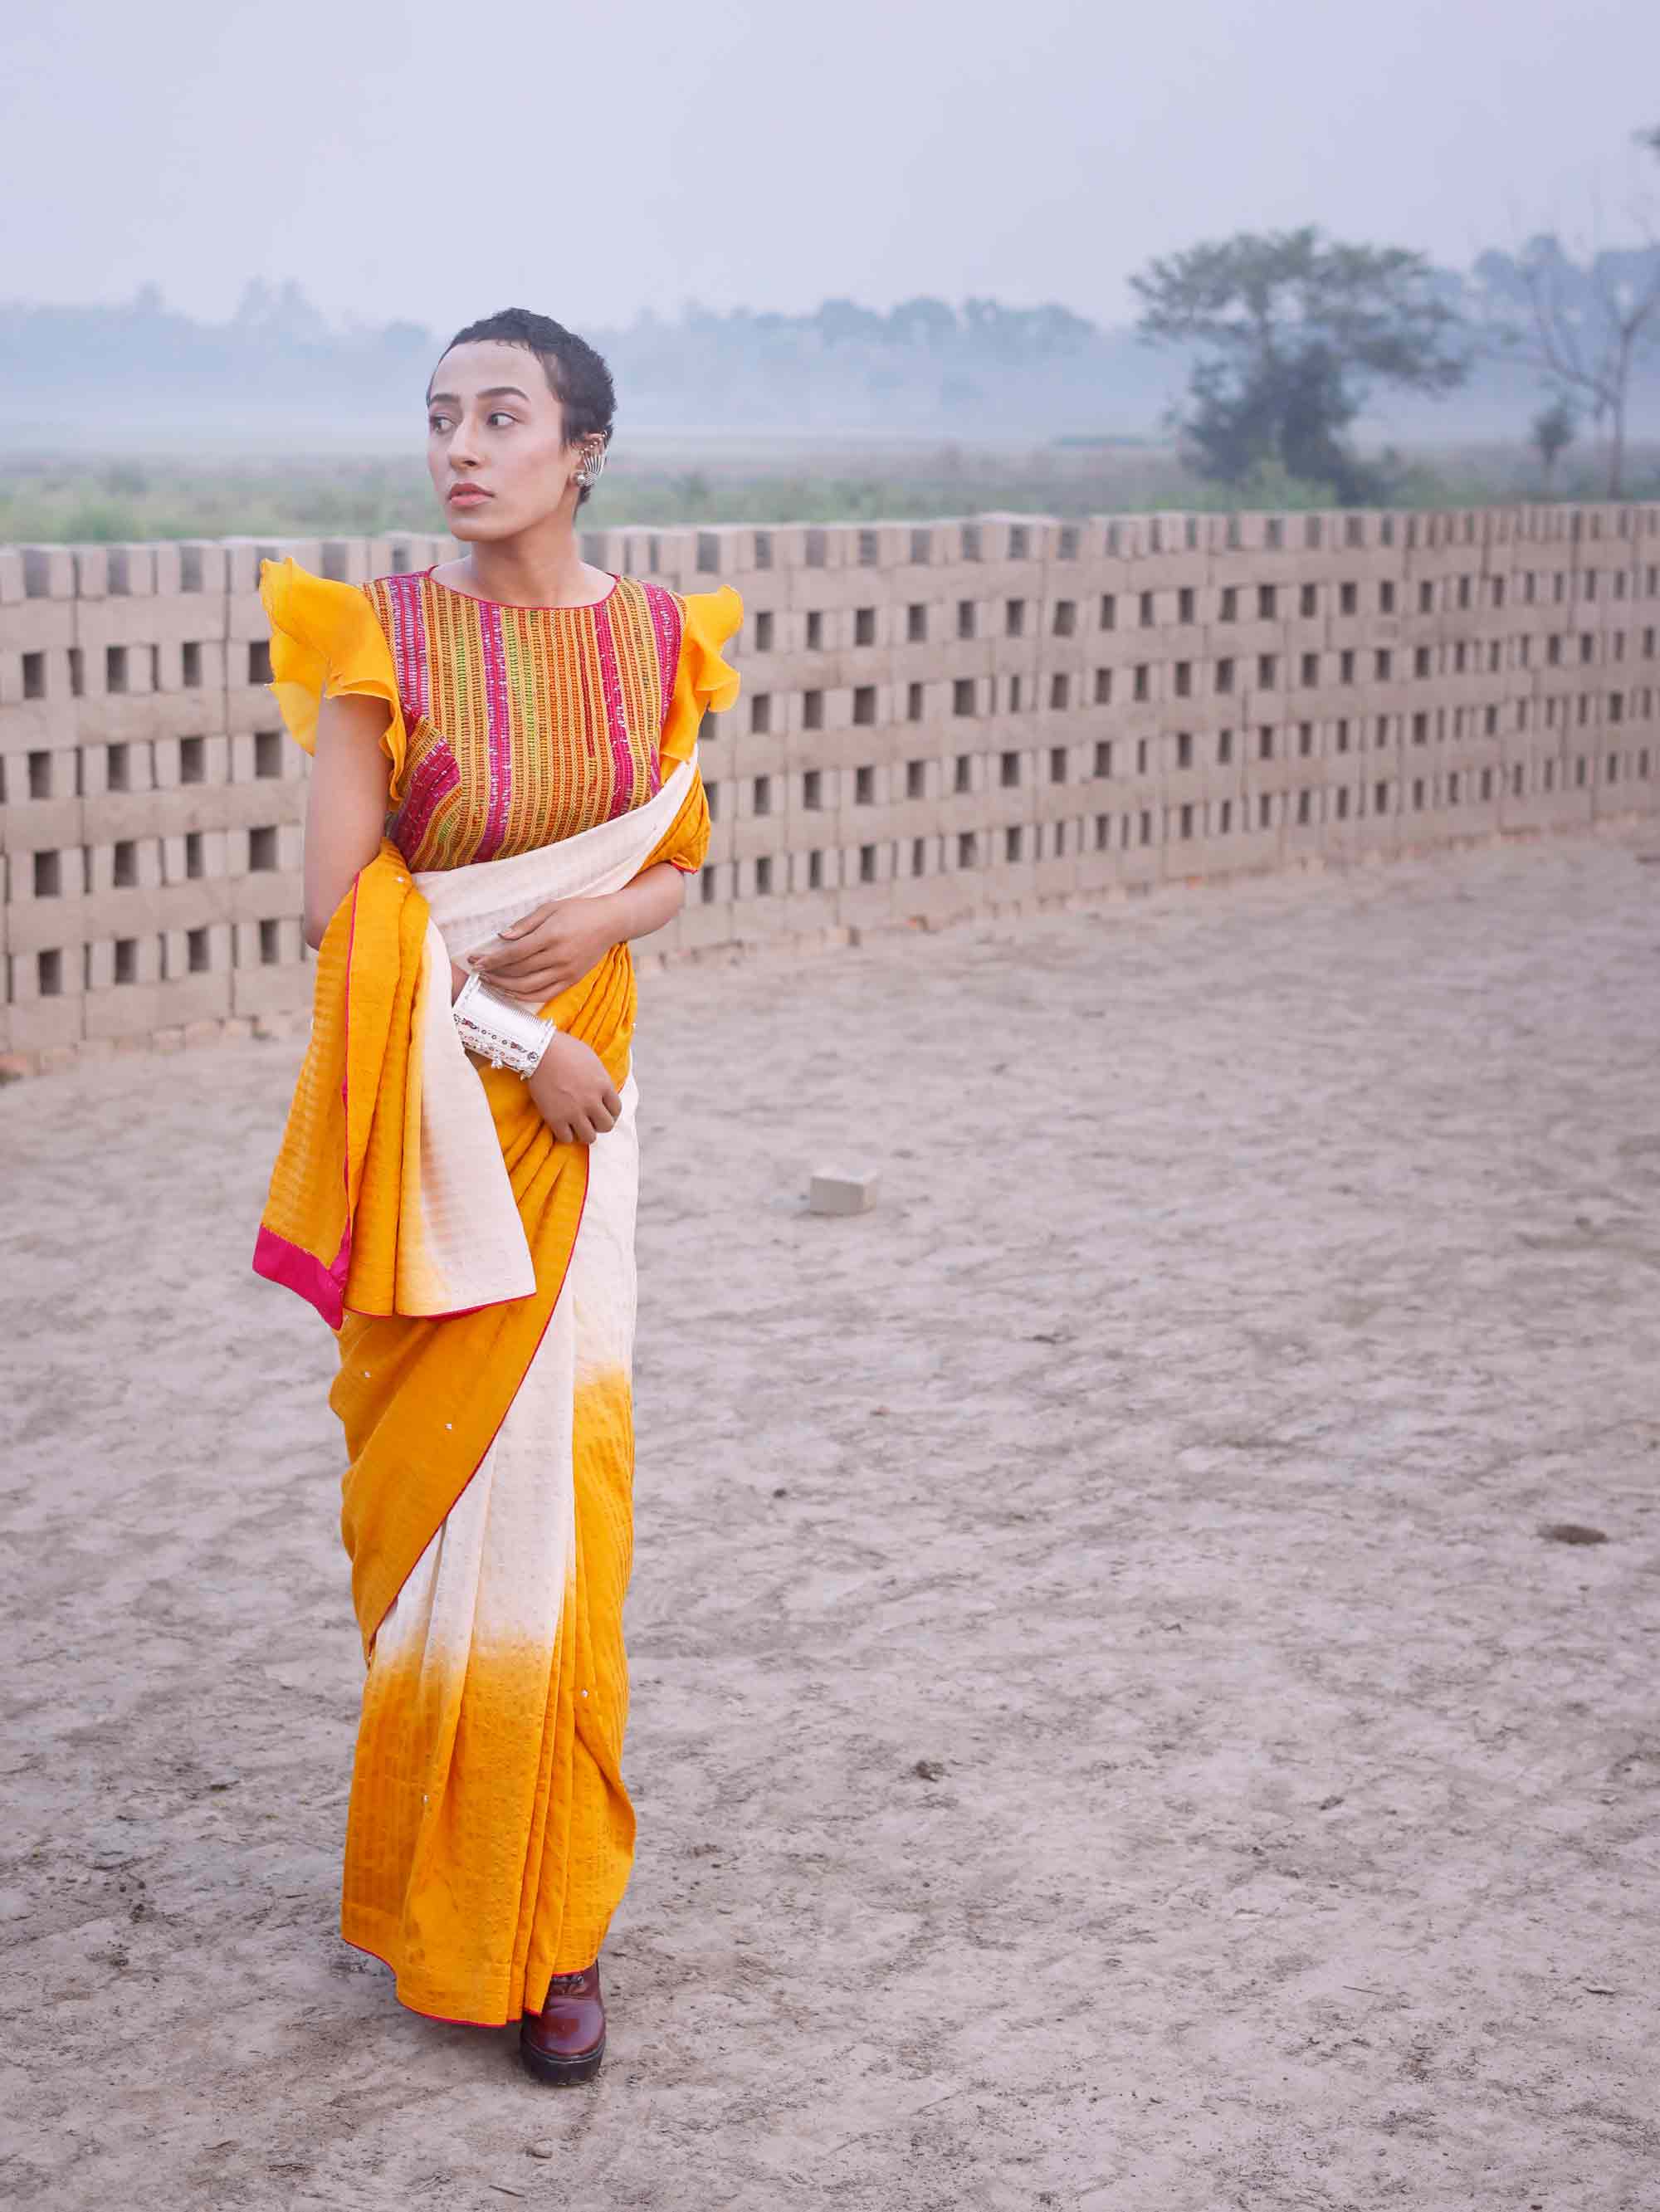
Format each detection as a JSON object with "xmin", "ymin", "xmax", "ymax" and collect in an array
[{"xmin": 520, "ymin": 1962, "xmax": 606, "ymax": 2084}]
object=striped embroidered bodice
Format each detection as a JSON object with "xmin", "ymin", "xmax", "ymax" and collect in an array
[{"xmin": 360, "ymin": 568, "xmax": 687, "ymax": 872}]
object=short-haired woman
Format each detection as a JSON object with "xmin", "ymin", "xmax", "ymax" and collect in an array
[{"xmin": 255, "ymin": 307, "xmax": 740, "ymax": 2083}]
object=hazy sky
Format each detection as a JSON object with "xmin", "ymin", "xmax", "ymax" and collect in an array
[{"xmin": 4, "ymin": 0, "xmax": 1658, "ymax": 334}]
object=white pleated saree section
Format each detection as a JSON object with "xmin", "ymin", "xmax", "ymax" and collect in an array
[{"xmin": 391, "ymin": 747, "xmax": 696, "ymax": 1319}]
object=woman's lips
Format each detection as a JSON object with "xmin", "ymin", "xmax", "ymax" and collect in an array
[{"xmin": 448, "ymin": 485, "xmax": 491, "ymax": 504}]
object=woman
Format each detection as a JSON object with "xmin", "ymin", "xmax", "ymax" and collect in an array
[{"xmin": 252, "ymin": 306, "xmax": 740, "ymax": 2084}]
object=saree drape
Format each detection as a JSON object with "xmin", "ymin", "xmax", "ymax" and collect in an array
[{"xmin": 256, "ymin": 734, "xmax": 717, "ymax": 2024}]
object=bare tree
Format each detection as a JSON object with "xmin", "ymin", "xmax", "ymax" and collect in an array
[{"xmin": 1474, "ymin": 129, "xmax": 1660, "ymax": 498}]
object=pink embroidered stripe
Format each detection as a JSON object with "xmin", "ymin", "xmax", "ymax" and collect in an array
[
  {"xmin": 643, "ymin": 584, "xmax": 683, "ymax": 788},
  {"xmin": 380, "ymin": 572, "xmax": 431, "ymax": 725},
  {"xmin": 472, "ymin": 603, "xmax": 515, "ymax": 862},
  {"xmin": 592, "ymin": 601, "xmax": 636, "ymax": 820},
  {"xmin": 391, "ymin": 739, "xmax": 461, "ymax": 864}
]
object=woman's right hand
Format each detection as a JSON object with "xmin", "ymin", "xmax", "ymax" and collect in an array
[{"xmin": 525, "ymin": 1030, "xmax": 622, "ymax": 1145}]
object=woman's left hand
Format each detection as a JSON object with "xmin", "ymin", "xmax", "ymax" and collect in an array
[{"xmin": 469, "ymin": 895, "xmax": 618, "ymax": 1005}]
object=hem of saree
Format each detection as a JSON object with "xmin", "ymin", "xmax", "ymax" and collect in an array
[
  {"xmin": 341, "ymin": 1912, "xmax": 612, "ymax": 2028},
  {"xmin": 338, "ymin": 1921, "xmax": 517, "ymax": 2029},
  {"xmin": 251, "ymin": 1222, "xmax": 350, "ymax": 1330},
  {"xmin": 251, "ymin": 1229, "xmax": 533, "ymax": 1332},
  {"xmin": 360, "ymin": 1147, "xmax": 593, "ymax": 1658}
]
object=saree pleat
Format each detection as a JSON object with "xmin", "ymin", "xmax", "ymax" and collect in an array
[
  {"xmin": 308, "ymin": 789, "xmax": 681, "ymax": 2024},
  {"xmin": 341, "ymin": 1066, "xmax": 639, "ymax": 2021}
]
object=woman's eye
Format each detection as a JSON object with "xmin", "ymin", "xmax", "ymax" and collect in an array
[
  {"xmin": 486, "ymin": 412, "xmax": 515, "ymax": 427},
  {"xmin": 427, "ymin": 414, "xmax": 450, "ymax": 432}
]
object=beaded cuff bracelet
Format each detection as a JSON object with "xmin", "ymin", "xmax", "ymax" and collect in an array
[{"xmin": 453, "ymin": 971, "xmax": 558, "ymax": 1077}]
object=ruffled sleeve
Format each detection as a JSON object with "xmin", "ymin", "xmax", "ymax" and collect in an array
[
  {"xmin": 660, "ymin": 584, "xmax": 742, "ymax": 772},
  {"xmin": 258, "ymin": 556, "xmax": 409, "ymax": 798}
]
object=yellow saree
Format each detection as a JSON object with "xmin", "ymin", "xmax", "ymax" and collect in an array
[{"xmin": 253, "ymin": 557, "xmax": 738, "ymax": 2024}]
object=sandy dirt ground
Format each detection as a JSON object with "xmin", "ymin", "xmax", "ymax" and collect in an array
[{"xmin": 2, "ymin": 825, "xmax": 1658, "ymax": 2212}]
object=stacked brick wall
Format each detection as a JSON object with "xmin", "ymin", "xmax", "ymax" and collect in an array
[{"xmin": 2, "ymin": 504, "xmax": 1657, "ymax": 1072}]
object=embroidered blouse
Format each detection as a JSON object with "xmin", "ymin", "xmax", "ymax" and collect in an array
[{"xmin": 258, "ymin": 557, "xmax": 741, "ymax": 876}]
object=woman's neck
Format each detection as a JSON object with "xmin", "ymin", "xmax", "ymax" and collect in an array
[{"xmin": 439, "ymin": 526, "xmax": 611, "ymax": 610}]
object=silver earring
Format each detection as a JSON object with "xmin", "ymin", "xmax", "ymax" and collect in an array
[{"xmin": 576, "ymin": 447, "xmax": 607, "ymax": 489}]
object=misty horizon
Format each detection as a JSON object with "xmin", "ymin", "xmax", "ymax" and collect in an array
[
  {"xmin": 5, "ymin": 256, "xmax": 1659, "ymax": 458},
  {"xmin": 3, "ymin": 0, "xmax": 1658, "ymax": 467}
]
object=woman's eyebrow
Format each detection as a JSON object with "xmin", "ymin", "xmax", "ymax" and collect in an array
[{"xmin": 426, "ymin": 385, "xmax": 533, "ymax": 405}]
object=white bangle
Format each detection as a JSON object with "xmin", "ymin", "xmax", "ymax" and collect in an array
[{"xmin": 453, "ymin": 972, "xmax": 559, "ymax": 1077}]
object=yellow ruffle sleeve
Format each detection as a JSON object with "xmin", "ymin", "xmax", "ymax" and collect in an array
[
  {"xmin": 258, "ymin": 556, "xmax": 409, "ymax": 798},
  {"xmin": 661, "ymin": 584, "xmax": 742, "ymax": 771},
  {"xmin": 649, "ymin": 584, "xmax": 740, "ymax": 881}
]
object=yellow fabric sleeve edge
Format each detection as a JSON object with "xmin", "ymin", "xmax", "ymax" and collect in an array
[
  {"xmin": 258, "ymin": 556, "xmax": 409, "ymax": 798},
  {"xmin": 662, "ymin": 584, "xmax": 743, "ymax": 769}
]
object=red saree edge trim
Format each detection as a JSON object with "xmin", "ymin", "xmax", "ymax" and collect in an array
[
  {"xmin": 364, "ymin": 1146, "xmax": 593, "ymax": 1657},
  {"xmin": 337, "ymin": 867, "xmax": 362, "ymax": 1263},
  {"xmin": 252, "ymin": 1222, "xmax": 350, "ymax": 1331},
  {"xmin": 251, "ymin": 873, "xmax": 366, "ymax": 1328}
]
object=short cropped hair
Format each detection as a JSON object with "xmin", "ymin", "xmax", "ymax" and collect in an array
[{"xmin": 433, "ymin": 308, "xmax": 615, "ymax": 508}]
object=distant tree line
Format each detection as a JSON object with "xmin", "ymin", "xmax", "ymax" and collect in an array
[{"xmin": 0, "ymin": 282, "xmax": 1164, "ymax": 443}]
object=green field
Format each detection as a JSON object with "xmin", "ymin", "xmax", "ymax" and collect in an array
[{"xmin": 2, "ymin": 437, "xmax": 1653, "ymax": 544}]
